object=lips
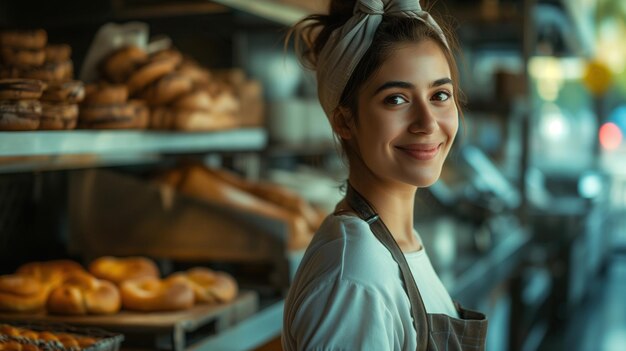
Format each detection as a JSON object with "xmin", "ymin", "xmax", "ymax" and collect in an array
[{"xmin": 396, "ymin": 143, "xmax": 442, "ymax": 161}]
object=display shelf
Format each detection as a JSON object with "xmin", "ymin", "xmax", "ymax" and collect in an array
[{"xmin": 0, "ymin": 128, "xmax": 267, "ymax": 157}]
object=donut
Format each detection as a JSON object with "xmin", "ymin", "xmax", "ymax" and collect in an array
[
  {"xmin": 0, "ymin": 48, "xmax": 46, "ymax": 67},
  {"xmin": 0, "ymin": 274, "xmax": 49, "ymax": 313},
  {"xmin": 16, "ymin": 259, "xmax": 86, "ymax": 287},
  {"xmin": 0, "ymin": 99, "xmax": 41, "ymax": 131},
  {"xmin": 127, "ymin": 49, "xmax": 181, "ymax": 95},
  {"xmin": 88, "ymin": 256, "xmax": 159, "ymax": 285},
  {"xmin": 44, "ymin": 44, "xmax": 71, "ymax": 63},
  {"xmin": 0, "ymin": 78, "xmax": 46, "ymax": 100},
  {"xmin": 101, "ymin": 45, "xmax": 148, "ymax": 84},
  {"xmin": 41, "ymin": 80, "xmax": 84, "ymax": 103},
  {"xmin": 46, "ymin": 271, "xmax": 121, "ymax": 315},
  {"xmin": 0, "ymin": 29, "xmax": 47, "ymax": 50},
  {"xmin": 39, "ymin": 102, "xmax": 78, "ymax": 130},
  {"xmin": 170, "ymin": 267, "xmax": 238, "ymax": 304},
  {"xmin": 120, "ymin": 275, "xmax": 194, "ymax": 312},
  {"xmin": 82, "ymin": 83, "xmax": 127, "ymax": 105}
]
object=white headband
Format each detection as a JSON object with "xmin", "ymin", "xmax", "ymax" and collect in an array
[{"xmin": 316, "ymin": 0, "xmax": 448, "ymax": 117}]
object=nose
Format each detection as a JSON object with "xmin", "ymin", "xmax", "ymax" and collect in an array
[{"xmin": 408, "ymin": 101, "xmax": 437, "ymax": 134}]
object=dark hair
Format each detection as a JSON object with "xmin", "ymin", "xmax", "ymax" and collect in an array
[{"xmin": 288, "ymin": 0, "xmax": 463, "ymax": 118}]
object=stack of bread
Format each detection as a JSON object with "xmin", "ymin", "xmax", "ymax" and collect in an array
[
  {"xmin": 97, "ymin": 44, "xmax": 259, "ymax": 131},
  {"xmin": 0, "ymin": 257, "xmax": 238, "ymax": 315},
  {"xmin": 155, "ymin": 164, "xmax": 326, "ymax": 251},
  {"xmin": 0, "ymin": 29, "xmax": 85, "ymax": 130},
  {"xmin": 78, "ymin": 83, "xmax": 148, "ymax": 130}
]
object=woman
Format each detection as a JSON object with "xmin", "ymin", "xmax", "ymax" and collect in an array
[{"xmin": 283, "ymin": 0, "xmax": 488, "ymax": 350}]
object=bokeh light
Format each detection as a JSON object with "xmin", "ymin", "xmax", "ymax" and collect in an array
[{"xmin": 599, "ymin": 122, "xmax": 623, "ymax": 150}]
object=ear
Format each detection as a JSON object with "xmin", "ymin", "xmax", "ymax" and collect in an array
[{"xmin": 330, "ymin": 107, "xmax": 354, "ymax": 140}]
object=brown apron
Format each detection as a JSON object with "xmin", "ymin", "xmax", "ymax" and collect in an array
[{"xmin": 344, "ymin": 184, "xmax": 488, "ymax": 350}]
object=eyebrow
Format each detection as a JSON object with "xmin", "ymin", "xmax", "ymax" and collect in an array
[{"xmin": 373, "ymin": 77, "xmax": 453, "ymax": 95}]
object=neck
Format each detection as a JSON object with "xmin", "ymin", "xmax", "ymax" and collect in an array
[{"xmin": 345, "ymin": 160, "xmax": 421, "ymax": 252}]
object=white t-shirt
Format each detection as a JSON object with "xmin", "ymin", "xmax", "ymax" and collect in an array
[{"xmin": 283, "ymin": 214, "xmax": 458, "ymax": 351}]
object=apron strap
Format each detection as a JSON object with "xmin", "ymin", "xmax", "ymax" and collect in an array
[{"xmin": 345, "ymin": 184, "xmax": 429, "ymax": 351}]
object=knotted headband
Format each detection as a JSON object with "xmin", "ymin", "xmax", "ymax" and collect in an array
[{"xmin": 316, "ymin": 0, "xmax": 449, "ymax": 117}]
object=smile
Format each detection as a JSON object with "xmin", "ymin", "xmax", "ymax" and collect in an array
[{"xmin": 396, "ymin": 143, "xmax": 442, "ymax": 161}]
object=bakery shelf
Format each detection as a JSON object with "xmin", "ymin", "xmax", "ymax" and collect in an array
[{"xmin": 0, "ymin": 128, "xmax": 267, "ymax": 157}]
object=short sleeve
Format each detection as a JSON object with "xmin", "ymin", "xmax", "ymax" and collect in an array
[{"xmin": 288, "ymin": 279, "xmax": 395, "ymax": 351}]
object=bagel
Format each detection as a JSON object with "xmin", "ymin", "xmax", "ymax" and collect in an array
[
  {"xmin": 82, "ymin": 83, "xmax": 128, "ymax": 105},
  {"xmin": 44, "ymin": 44, "xmax": 72, "ymax": 63},
  {"xmin": 127, "ymin": 49, "xmax": 181, "ymax": 96},
  {"xmin": 0, "ymin": 29, "xmax": 47, "ymax": 50},
  {"xmin": 41, "ymin": 80, "xmax": 84, "ymax": 103},
  {"xmin": 120, "ymin": 276, "xmax": 194, "ymax": 312},
  {"xmin": 173, "ymin": 89, "xmax": 213, "ymax": 111},
  {"xmin": 139, "ymin": 72, "xmax": 193, "ymax": 106},
  {"xmin": 20, "ymin": 60, "xmax": 73, "ymax": 82},
  {"xmin": 0, "ymin": 78, "xmax": 46, "ymax": 100},
  {"xmin": 46, "ymin": 271, "xmax": 121, "ymax": 315},
  {"xmin": 170, "ymin": 267, "xmax": 238, "ymax": 304},
  {"xmin": 0, "ymin": 99, "xmax": 41, "ymax": 131},
  {"xmin": 39, "ymin": 102, "xmax": 78, "ymax": 130},
  {"xmin": 101, "ymin": 45, "xmax": 148, "ymax": 84},
  {"xmin": 0, "ymin": 274, "xmax": 49, "ymax": 313},
  {"xmin": 88, "ymin": 256, "xmax": 159, "ymax": 285},
  {"xmin": 16, "ymin": 259, "xmax": 86, "ymax": 287},
  {"xmin": 0, "ymin": 47, "xmax": 46, "ymax": 67}
]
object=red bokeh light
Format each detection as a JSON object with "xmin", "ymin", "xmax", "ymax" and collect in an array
[{"xmin": 599, "ymin": 122, "xmax": 623, "ymax": 150}]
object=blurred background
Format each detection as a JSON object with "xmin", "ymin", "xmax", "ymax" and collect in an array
[{"xmin": 0, "ymin": 0, "xmax": 625, "ymax": 350}]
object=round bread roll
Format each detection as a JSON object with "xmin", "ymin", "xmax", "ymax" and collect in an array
[
  {"xmin": 44, "ymin": 44, "xmax": 72, "ymax": 63},
  {"xmin": 0, "ymin": 78, "xmax": 46, "ymax": 100},
  {"xmin": 127, "ymin": 49, "xmax": 181, "ymax": 96},
  {"xmin": 120, "ymin": 275, "xmax": 194, "ymax": 312},
  {"xmin": 170, "ymin": 267, "xmax": 238, "ymax": 304},
  {"xmin": 41, "ymin": 80, "xmax": 84, "ymax": 103},
  {"xmin": 16, "ymin": 259, "xmax": 86, "ymax": 287},
  {"xmin": 40, "ymin": 102, "xmax": 78, "ymax": 130},
  {"xmin": 47, "ymin": 271, "xmax": 121, "ymax": 315},
  {"xmin": 0, "ymin": 47, "xmax": 46, "ymax": 67},
  {"xmin": 88, "ymin": 256, "xmax": 159, "ymax": 285},
  {"xmin": 82, "ymin": 83, "xmax": 128, "ymax": 105},
  {"xmin": 0, "ymin": 29, "xmax": 47, "ymax": 50},
  {"xmin": 0, "ymin": 99, "xmax": 41, "ymax": 131},
  {"xmin": 0, "ymin": 274, "xmax": 50, "ymax": 313},
  {"xmin": 101, "ymin": 45, "xmax": 148, "ymax": 84}
]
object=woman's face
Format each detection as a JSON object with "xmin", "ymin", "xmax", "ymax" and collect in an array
[{"xmin": 349, "ymin": 39, "xmax": 458, "ymax": 188}]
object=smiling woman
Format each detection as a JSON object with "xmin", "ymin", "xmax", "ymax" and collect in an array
[{"xmin": 282, "ymin": 1, "xmax": 488, "ymax": 350}]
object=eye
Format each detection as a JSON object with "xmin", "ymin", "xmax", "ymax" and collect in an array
[
  {"xmin": 431, "ymin": 91, "xmax": 452, "ymax": 102},
  {"xmin": 384, "ymin": 95, "xmax": 408, "ymax": 105}
]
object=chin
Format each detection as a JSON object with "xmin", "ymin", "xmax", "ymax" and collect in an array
[{"xmin": 403, "ymin": 168, "xmax": 442, "ymax": 188}]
